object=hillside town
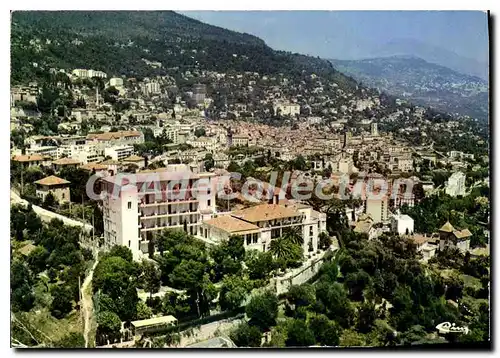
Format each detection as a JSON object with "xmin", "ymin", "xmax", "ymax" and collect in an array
[{"xmin": 10, "ymin": 11, "xmax": 490, "ymax": 350}]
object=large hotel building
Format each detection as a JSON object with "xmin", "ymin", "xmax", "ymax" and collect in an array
[
  {"xmin": 100, "ymin": 165, "xmax": 216, "ymax": 260},
  {"xmin": 100, "ymin": 165, "xmax": 328, "ymax": 261}
]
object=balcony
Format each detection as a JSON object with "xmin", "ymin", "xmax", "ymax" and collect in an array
[
  {"xmin": 140, "ymin": 210, "xmax": 199, "ymax": 219},
  {"xmin": 140, "ymin": 222, "xmax": 200, "ymax": 232},
  {"xmin": 139, "ymin": 198, "xmax": 199, "ymax": 208}
]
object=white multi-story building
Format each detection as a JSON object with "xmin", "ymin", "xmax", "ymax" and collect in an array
[
  {"xmin": 108, "ymin": 77, "xmax": 124, "ymax": 88},
  {"xmin": 187, "ymin": 136, "xmax": 218, "ymax": 152},
  {"xmin": 104, "ymin": 145, "xmax": 135, "ymax": 161},
  {"xmin": 371, "ymin": 122, "xmax": 379, "ymax": 136},
  {"xmin": 72, "ymin": 69, "xmax": 89, "ymax": 78},
  {"xmin": 445, "ymin": 172, "xmax": 466, "ymax": 197},
  {"xmin": 141, "ymin": 81, "xmax": 161, "ymax": 96},
  {"xmin": 100, "ymin": 165, "xmax": 217, "ymax": 260},
  {"xmin": 232, "ymin": 136, "xmax": 249, "ymax": 147},
  {"xmin": 88, "ymin": 69, "xmax": 107, "ymax": 79},
  {"xmin": 391, "ymin": 213, "xmax": 414, "ymax": 236},
  {"xmin": 58, "ymin": 143, "xmax": 103, "ymax": 164},
  {"xmin": 200, "ymin": 203, "xmax": 327, "ymax": 255},
  {"xmin": 338, "ymin": 157, "xmax": 354, "ymax": 174},
  {"xmin": 397, "ymin": 157, "xmax": 414, "ymax": 172},
  {"xmin": 72, "ymin": 69, "xmax": 107, "ymax": 79},
  {"xmin": 273, "ymin": 102, "xmax": 300, "ymax": 117},
  {"xmin": 26, "ymin": 145, "xmax": 59, "ymax": 158},
  {"xmin": 86, "ymin": 130, "xmax": 144, "ymax": 152},
  {"xmin": 365, "ymin": 195, "xmax": 389, "ymax": 223}
]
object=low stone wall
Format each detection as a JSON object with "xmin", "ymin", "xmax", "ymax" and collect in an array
[{"xmin": 270, "ymin": 248, "xmax": 336, "ymax": 296}]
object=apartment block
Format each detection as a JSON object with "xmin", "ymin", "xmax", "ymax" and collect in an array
[
  {"xmin": 445, "ymin": 172, "xmax": 466, "ymax": 197},
  {"xmin": 365, "ymin": 195, "xmax": 389, "ymax": 223},
  {"xmin": 100, "ymin": 165, "xmax": 216, "ymax": 260},
  {"xmin": 104, "ymin": 145, "xmax": 135, "ymax": 161}
]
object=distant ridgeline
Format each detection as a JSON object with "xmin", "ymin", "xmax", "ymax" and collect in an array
[
  {"xmin": 11, "ymin": 10, "xmax": 357, "ymax": 92},
  {"xmin": 330, "ymin": 56, "xmax": 489, "ymax": 121}
]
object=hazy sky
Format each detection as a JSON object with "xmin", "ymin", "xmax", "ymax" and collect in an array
[{"xmin": 180, "ymin": 11, "xmax": 489, "ymax": 63}]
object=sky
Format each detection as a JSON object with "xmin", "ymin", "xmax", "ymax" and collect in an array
[{"xmin": 180, "ymin": 11, "xmax": 489, "ymax": 64}]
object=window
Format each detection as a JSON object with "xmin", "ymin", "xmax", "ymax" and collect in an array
[
  {"xmin": 128, "ymin": 201, "xmax": 132, "ymax": 209},
  {"xmin": 207, "ymin": 199, "xmax": 211, "ymax": 207},
  {"xmin": 62, "ymin": 193, "xmax": 65, "ymax": 199},
  {"xmin": 246, "ymin": 236, "xmax": 251, "ymax": 245},
  {"xmin": 128, "ymin": 240, "xmax": 131, "ymax": 247}
]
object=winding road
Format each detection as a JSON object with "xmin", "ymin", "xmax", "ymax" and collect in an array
[{"xmin": 81, "ymin": 256, "xmax": 99, "ymax": 348}]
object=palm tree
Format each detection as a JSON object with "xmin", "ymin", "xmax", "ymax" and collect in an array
[
  {"xmin": 282, "ymin": 226, "xmax": 303, "ymax": 246},
  {"xmin": 269, "ymin": 237, "xmax": 291, "ymax": 261}
]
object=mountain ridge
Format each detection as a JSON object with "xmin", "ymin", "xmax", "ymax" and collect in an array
[
  {"xmin": 330, "ymin": 55, "xmax": 488, "ymax": 120},
  {"xmin": 367, "ymin": 38, "xmax": 488, "ymax": 80},
  {"xmin": 10, "ymin": 10, "xmax": 357, "ymax": 92}
]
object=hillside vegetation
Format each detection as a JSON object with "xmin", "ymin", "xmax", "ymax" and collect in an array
[{"xmin": 11, "ymin": 10, "xmax": 357, "ymax": 91}]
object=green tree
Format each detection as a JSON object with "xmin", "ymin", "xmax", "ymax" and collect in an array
[
  {"xmin": 356, "ymin": 301, "xmax": 377, "ymax": 334},
  {"xmin": 286, "ymin": 284, "xmax": 315, "ymax": 309},
  {"xmin": 11, "ymin": 206, "xmax": 26, "ymax": 241},
  {"xmin": 339, "ymin": 329, "xmax": 366, "ymax": 347},
  {"xmin": 269, "ymin": 237, "xmax": 303, "ymax": 268},
  {"xmin": 246, "ymin": 291, "xmax": 279, "ymax": 331},
  {"xmin": 230, "ymin": 322, "xmax": 262, "ymax": 347},
  {"xmin": 27, "ymin": 246, "xmax": 49, "ymax": 274},
  {"xmin": 244, "ymin": 250, "xmax": 276, "ymax": 281},
  {"xmin": 309, "ymin": 314, "xmax": 340, "ymax": 347},
  {"xmin": 43, "ymin": 192, "xmax": 57, "ymax": 209},
  {"xmin": 50, "ymin": 285, "xmax": 74, "ymax": 319},
  {"xmin": 96, "ymin": 311, "xmax": 122, "ymax": 344},
  {"xmin": 140, "ymin": 260, "xmax": 161, "ymax": 299},
  {"xmin": 345, "ymin": 270, "xmax": 372, "ymax": 301},
  {"xmin": 314, "ymin": 282, "xmax": 354, "ymax": 328},
  {"xmin": 96, "ymin": 292, "xmax": 117, "ymax": 314},
  {"xmin": 93, "ymin": 256, "xmax": 135, "ymax": 298},
  {"xmin": 25, "ymin": 204, "xmax": 42, "ymax": 236},
  {"xmin": 219, "ymin": 275, "xmax": 250, "ymax": 312},
  {"xmin": 11, "ymin": 284, "xmax": 35, "ymax": 312},
  {"xmin": 135, "ymin": 300, "xmax": 153, "ymax": 320},
  {"xmin": 285, "ymin": 319, "xmax": 315, "ymax": 347},
  {"xmin": 106, "ymin": 245, "xmax": 133, "ymax": 262},
  {"xmin": 318, "ymin": 232, "xmax": 332, "ymax": 250},
  {"xmin": 204, "ymin": 153, "xmax": 214, "ymax": 171}
]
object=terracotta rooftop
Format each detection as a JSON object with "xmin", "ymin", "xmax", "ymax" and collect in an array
[
  {"xmin": 453, "ymin": 229, "xmax": 472, "ymax": 239},
  {"xmin": 12, "ymin": 154, "xmax": 44, "ymax": 162},
  {"xmin": 439, "ymin": 221, "xmax": 455, "ymax": 233},
  {"xmin": 80, "ymin": 163, "xmax": 108, "ymax": 171},
  {"xmin": 411, "ymin": 234, "xmax": 429, "ymax": 246},
  {"xmin": 354, "ymin": 220, "xmax": 373, "ymax": 234},
  {"xmin": 34, "ymin": 175, "xmax": 70, "ymax": 186},
  {"xmin": 52, "ymin": 157, "xmax": 81, "ymax": 165},
  {"xmin": 232, "ymin": 203, "xmax": 301, "ymax": 223},
  {"xmin": 87, "ymin": 130, "xmax": 142, "ymax": 141},
  {"xmin": 204, "ymin": 215, "xmax": 259, "ymax": 234},
  {"xmin": 100, "ymin": 159, "xmax": 122, "ymax": 165},
  {"xmin": 122, "ymin": 155, "xmax": 144, "ymax": 162}
]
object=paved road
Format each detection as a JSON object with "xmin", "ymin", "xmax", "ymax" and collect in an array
[{"xmin": 10, "ymin": 190, "xmax": 93, "ymax": 233}]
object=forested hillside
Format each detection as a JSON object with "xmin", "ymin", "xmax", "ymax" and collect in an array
[{"xmin": 11, "ymin": 10, "xmax": 357, "ymax": 91}]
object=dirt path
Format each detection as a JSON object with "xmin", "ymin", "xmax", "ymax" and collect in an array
[{"xmin": 82, "ymin": 257, "xmax": 99, "ymax": 348}]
